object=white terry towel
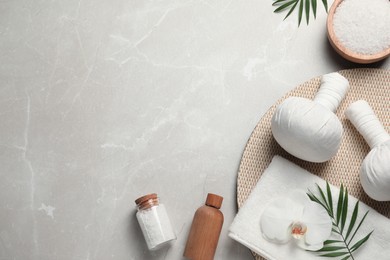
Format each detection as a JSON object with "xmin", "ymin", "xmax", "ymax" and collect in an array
[{"xmin": 229, "ymin": 156, "xmax": 390, "ymax": 260}]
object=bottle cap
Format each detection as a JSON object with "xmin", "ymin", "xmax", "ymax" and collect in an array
[
  {"xmin": 205, "ymin": 193, "xmax": 223, "ymax": 209},
  {"xmin": 135, "ymin": 193, "xmax": 158, "ymax": 208}
]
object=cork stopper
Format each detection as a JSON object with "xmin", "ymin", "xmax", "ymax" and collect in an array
[
  {"xmin": 135, "ymin": 193, "xmax": 158, "ymax": 210},
  {"xmin": 205, "ymin": 193, "xmax": 223, "ymax": 209}
]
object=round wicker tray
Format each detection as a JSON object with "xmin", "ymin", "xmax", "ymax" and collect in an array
[{"xmin": 236, "ymin": 68, "xmax": 390, "ymax": 260}]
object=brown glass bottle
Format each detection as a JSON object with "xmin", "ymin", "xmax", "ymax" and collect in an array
[{"xmin": 183, "ymin": 193, "xmax": 224, "ymax": 260}]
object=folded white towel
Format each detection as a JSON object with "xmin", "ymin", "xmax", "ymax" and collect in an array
[{"xmin": 229, "ymin": 156, "xmax": 390, "ymax": 260}]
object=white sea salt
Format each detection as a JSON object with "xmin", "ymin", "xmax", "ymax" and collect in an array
[
  {"xmin": 135, "ymin": 193, "xmax": 176, "ymax": 250},
  {"xmin": 136, "ymin": 203, "xmax": 176, "ymax": 250},
  {"xmin": 333, "ymin": 0, "xmax": 390, "ymax": 55}
]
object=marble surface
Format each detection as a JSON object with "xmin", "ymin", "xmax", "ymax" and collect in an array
[{"xmin": 0, "ymin": 0, "xmax": 389, "ymax": 259}]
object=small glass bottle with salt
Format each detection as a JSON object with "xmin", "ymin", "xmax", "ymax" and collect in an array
[{"xmin": 135, "ymin": 193, "xmax": 176, "ymax": 250}]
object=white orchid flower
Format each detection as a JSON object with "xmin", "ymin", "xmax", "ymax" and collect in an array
[{"xmin": 260, "ymin": 190, "xmax": 332, "ymax": 250}]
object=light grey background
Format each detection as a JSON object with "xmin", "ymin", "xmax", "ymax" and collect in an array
[{"xmin": 0, "ymin": 0, "xmax": 389, "ymax": 259}]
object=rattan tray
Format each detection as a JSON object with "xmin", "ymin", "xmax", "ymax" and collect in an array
[{"xmin": 236, "ymin": 68, "xmax": 390, "ymax": 260}]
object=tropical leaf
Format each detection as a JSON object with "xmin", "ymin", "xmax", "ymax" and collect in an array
[
  {"xmin": 340, "ymin": 187, "xmax": 348, "ymax": 233},
  {"xmin": 347, "ymin": 211, "xmax": 369, "ymax": 246},
  {"xmin": 326, "ymin": 182, "xmax": 334, "ymax": 216},
  {"xmin": 272, "ymin": 0, "xmax": 328, "ymax": 26},
  {"xmin": 345, "ymin": 201, "xmax": 359, "ymax": 240},
  {"xmin": 284, "ymin": 0, "xmax": 299, "ymax": 20},
  {"xmin": 322, "ymin": 0, "xmax": 328, "ymax": 11},
  {"xmin": 320, "ymin": 251, "xmax": 350, "ymax": 257},
  {"xmin": 336, "ymin": 184, "xmax": 344, "ymax": 225},
  {"xmin": 273, "ymin": 0, "xmax": 288, "ymax": 5},
  {"xmin": 307, "ymin": 182, "xmax": 373, "ymax": 259},
  {"xmin": 307, "ymin": 191, "xmax": 328, "ymax": 210},
  {"xmin": 311, "ymin": 0, "xmax": 317, "ymax": 18},
  {"xmin": 323, "ymin": 240, "xmax": 342, "ymax": 245},
  {"xmin": 316, "ymin": 246, "xmax": 346, "ymax": 252},
  {"xmin": 351, "ymin": 231, "xmax": 373, "ymax": 253},
  {"xmin": 305, "ymin": 0, "xmax": 310, "ymax": 24},
  {"xmin": 316, "ymin": 183, "xmax": 329, "ymax": 209},
  {"xmin": 274, "ymin": 0, "xmax": 297, "ymax": 12},
  {"xmin": 298, "ymin": 0, "xmax": 304, "ymax": 26}
]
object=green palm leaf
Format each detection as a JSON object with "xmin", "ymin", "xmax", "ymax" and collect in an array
[
  {"xmin": 298, "ymin": 0, "xmax": 304, "ymax": 26},
  {"xmin": 340, "ymin": 187, "xmax": 348, "ymax": 233},
  {"xmin": 273, "ymin": 0, "xmax": 289, "ymax": 5},
  {"xmin": 326, "ymin": 182, "xmax": 334, "ymax": 216},
  {"xmin": 320, "ymin": 251, "xmax": 350, "ymax": 257},
  {"xmin": 305, "ymin": 0, "xmax": 310, "ymax": 24},
  {"xmin": 348, "ymin": 211, "xmax": 369, "ymax": 246},
  {"xmin": 311, "ymin": 0, "xmax": 317, "ymax": 18},
  {"xmin": 283, "ymin": 0, "xmax": 299, "ymax": 20},
  {"xmin": 316, "ymin": 246, "xmax": 346, "ymax": 252},
  {"xmin": 307, "ymin": 191, "xmax": 328, "ymax": 210},
  {"xmin": 351, "ymin": 231, "xmax": 373, "ymax": 253},
  {"xmin": 324, "ymin": 240, "xmax": 343, "ymax": 245},
  {"xmin": 307, "ymin": 182, "xmax": 373, "ymax": 259},
  {"xmin": 336, "ymin": 184, "xmax": 344, "ymax": 225},
  {"xmin": 272, "ymin": 0, "xmax": 328, "ymax": 26},
  {"xmin": 345, "ymin": 201, "xmax": 359, "ymax": 240},
  {"xmin": 274, "ymin": 0, "xmax": 297, "ymax": 12},
  {"xmin": 322, "ymin": 0, "xmax": 328, "ymax": 11},
  {"xmin": 316, "ymin": 183, "xmax": 329, "ymax": 209}
]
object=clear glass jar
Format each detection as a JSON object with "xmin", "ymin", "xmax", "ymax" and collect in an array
[{"xmin": 135, "ymin": 193, "xmax": 176, "ymax": 250}]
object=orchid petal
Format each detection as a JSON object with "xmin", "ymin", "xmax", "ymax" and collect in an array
[
  {"xmin": 286, "ymin": 190, "xmax": 307, "ymax": 219},
  {"xmin": 301, "ymin": 202, "xmax": 332, "ymax": 245},
  {"xmin": 294, "ymin": 237, "xmax": 324, "ymax": 251},
  {"xmin": 260, "ymin": 198, "xmax": 295, "ymax": 243}
]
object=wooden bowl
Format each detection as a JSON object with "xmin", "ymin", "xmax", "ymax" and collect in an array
[{"xmin": 327, "ymin": 0, "xmax": 390, "ymax": 64}]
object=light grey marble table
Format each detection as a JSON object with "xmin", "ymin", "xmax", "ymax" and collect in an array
[{"xmin": 0, "ymin": 0, "xmax": 389, "ymax": 259}]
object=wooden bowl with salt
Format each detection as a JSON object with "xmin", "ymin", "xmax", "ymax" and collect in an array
[{"xmin": 327, "ymin": 0, "xmax": 390, "ymax": 64}]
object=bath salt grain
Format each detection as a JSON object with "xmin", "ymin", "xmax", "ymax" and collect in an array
[{"xmin": 333, "ymin": 0, "xmax": 390, "ymax": 55}]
